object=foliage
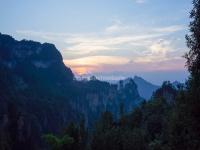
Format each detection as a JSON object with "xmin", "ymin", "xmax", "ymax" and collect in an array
[
  {"xmin": 43, "ymin": 134, "xmax": 74, "ymax": 150},
  {"xmin": 90, "ymin": 97, "xmax": 170, "ymax": 150},
  {"xmin": 185, "ymin": 0, "xmax": 200, "ymax": 79},
  {"xmin": 43, "ymin": 120, "xmax": 88, "ymax": 150}
]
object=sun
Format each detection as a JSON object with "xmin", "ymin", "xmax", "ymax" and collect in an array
[{"xmin": 73, "ymin": 67, "xmax": 88, "ymax": 75}]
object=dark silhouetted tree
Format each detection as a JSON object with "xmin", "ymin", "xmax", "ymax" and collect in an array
[{"xmin": 185, "ymin": 0, "xmax": 200, "ymax": 82}]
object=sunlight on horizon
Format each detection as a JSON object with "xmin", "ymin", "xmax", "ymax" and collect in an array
[{"xmin": 0, "ymin": 0, "xmax": 191, "ymax": 83}]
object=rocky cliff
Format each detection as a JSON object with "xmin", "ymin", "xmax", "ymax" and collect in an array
[{"xmin": 0, "ymin": 33, "xmax": 143, "ymax": 150}]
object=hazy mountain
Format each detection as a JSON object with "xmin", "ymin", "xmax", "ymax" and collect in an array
[
  {"xmin": 105, "ymin": 76, "xmax": 159, "ymax": 100},
  {"xmin": 132, "ymin": 76, "xmax": 159, "ymax": 100}
]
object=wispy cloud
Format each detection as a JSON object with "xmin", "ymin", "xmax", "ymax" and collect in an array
[
  {"xmin": 63, "ymin": 56, "xmax": 129, "ymax": 74},
  {"xmin": 16, "ymin": 21, "xmax": 186, "ymax": 75},
  {"xmin": 153, "ymin": 25, "xmax": 186, "ymax": 33},
  {"xmin": 134, "ymin": 0, "xmax": 146, "ymax": 4},
  {"xmin": 64, "ymin": 56, "xmax": 129, "ymax": 66}
]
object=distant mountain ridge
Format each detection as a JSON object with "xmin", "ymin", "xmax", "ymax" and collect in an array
[{"xmin": 104, "ymin": 76, "xmax": 159, "ymax": 100}]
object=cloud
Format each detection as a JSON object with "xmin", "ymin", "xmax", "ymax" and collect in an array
[
  {"xmin": 134, "ymin": 0, "xmax": 146, "ymax": 4},
  {"xmin": 150, "ymin": 39, "xmax": 171, "ymax": 54},
  {"xmin": 153, "ymin": 25, "xmax": 186, "ymax": 33},
  {"xmin": 61, "ymin": 24, "xmax": 183, "ymax": 58},
  {"xmin": 16, "ymin": 21, "xmax": 186, "ymax": 75},
  {"xmin": 63, "ymin": 33, "xmax": 164, "ymax": 55},
  {"xmin": 66, "ymin": 57, "xmax": 185, "ymax": 76},
  {"xmin": 64, "ymin": 56, "xmax": 129, "ymax": 66},
  {"xmin": 63, "ymin": 56, "xmax": 129, "ymax": 74},
  {"xmin": 105, "ymin": 20, "xmax": 131, "ymax": 33},
  {"xmin": 16, "ymin": 24, "xmax": 184, "ymax": 57}
]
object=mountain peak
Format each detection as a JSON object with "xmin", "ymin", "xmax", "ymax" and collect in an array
[
  {"xmin": 0, "ymin": 33, "xmax": 74, "ymax": 84},
  {"xmin": 133, "ymin": 76, "xmax": 159, "ymax": 100}
]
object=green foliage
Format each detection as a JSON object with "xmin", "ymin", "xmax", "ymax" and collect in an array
[
  {"xmin": 43, "ymin": 134, "xmax": 74, "ymax": 150},
  {"xmin": 43, "ymin": 119, "xmax": 88, "ymax": 150},
  {"xmin": 62, "ymin": 121, "xmax": 88, "ymax": 150}
]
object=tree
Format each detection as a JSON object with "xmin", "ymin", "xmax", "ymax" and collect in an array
[
  {"xmin": 43, "ymin": 120, "xmax": 87, "ymax": 150},
  {"xmin": 43, "ymin": 134, "xmax": 74, "ymax": 150},
  {"xmin": 122, "ymin": 128, "xmax": 147, "ymax": 150},
  {"xmin": 129, "ymin": 107, "xmax": 143, "ymax": 128},
  {"xmin": 185, "ymin": 0, "xmax": 200, "ymax": 84},
  {"xmin": 96, "ymin": 111, "xmax": 114, "ymax": 132},
  {"xmin": 169, "ymin": 1, "xmax": 200, "ymax": 149},
  {"xmin": 119, "ymin": 102, "xmax": 127, "ymax": 127},
  {"xmin": 63, "ymin": 122, "xmax": 80, "ymax": 150},
  {"xmin": 91, "ymin": 111, "xmax": 115, "ymax": 150},
  {"xmin": 90, "ymin": 76, "xmax": 97, "ymax": 81},
  {"xmin": 79, "ymin": 118, "xmax": 87, "ymax": 150}
]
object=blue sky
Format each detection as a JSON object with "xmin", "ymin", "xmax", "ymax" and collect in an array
[{"xmin": 0, "ymin": 0, "xmax": 191, "ymax": 84}]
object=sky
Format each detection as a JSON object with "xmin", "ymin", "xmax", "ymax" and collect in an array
[{"xmin": 0, "ymin": 0, "xmax": 192, "ymax": 84}]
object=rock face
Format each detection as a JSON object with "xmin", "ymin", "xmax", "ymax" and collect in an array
[
  {"xmin": 118, "ymin": 78, "xmax": 143, "ymax": 112},
  {"xmin": 0, "ymin": 33, "xmax": 75, "ymax": 150},
  {"xmin": 0, "ymin": 33, "xmax": 143, "ymax": 150}
]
